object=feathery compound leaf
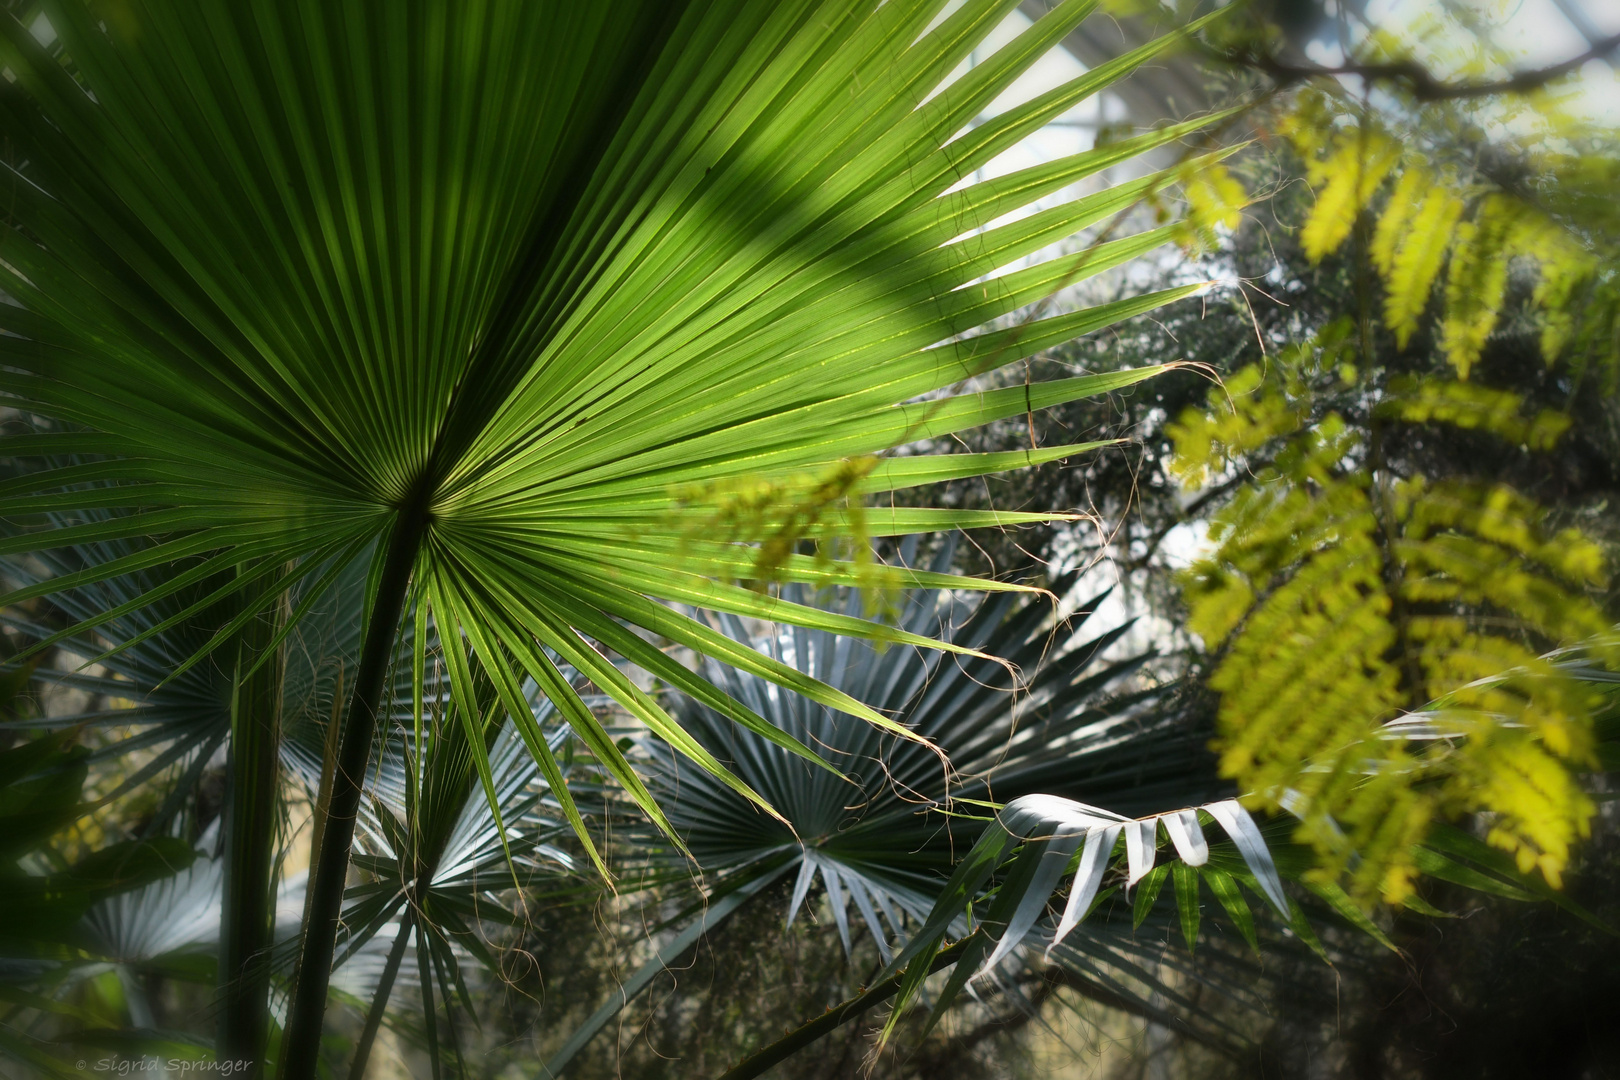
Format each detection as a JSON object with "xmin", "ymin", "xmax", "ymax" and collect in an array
[
  {"xmin": 1440, "ymin": 195, "xmax": 1525, "ymax": 378},
  {"xmin": 1385, "ymin": 185, "xmax": 1467, "ymax": 348},
  {"xmin": 1299, "ymin": 127, "xmax": 1402, "ymax": 262},
  {"xmin": 1175, "ymin": 328, "xmax": 1610, "ymax": 902},
  {"xmin": 1278, "ymin": 92, "xmax": 1611, "ymax": 380}
]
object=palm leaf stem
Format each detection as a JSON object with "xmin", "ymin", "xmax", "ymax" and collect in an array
[
  {"xmin": 346, "ymin": 913, "xmax": 415, "ymax": 1080},
  {"xmin": 281, "ymin": 501, "xmax": 429, "ymax": 1079},
  {"xmin": 217, "ymin": 574, "xmax": 285, "ymax": 1076},
  {"xmin": 714, "ymin": 933, "xmax": 980, "ymax": 1080},
  {"xmin": 411, "ymin": 908, "xmax": 442, "ymax": 1080}
]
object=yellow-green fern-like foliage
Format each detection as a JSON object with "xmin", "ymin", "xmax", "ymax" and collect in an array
[
  {"xmin": 1171, "ymin": 323, "xmax": 1609, "ymax": 903},
  {"xmin": 1277, "ymin": 87, "xmax": 1617, "ymax": 382}
]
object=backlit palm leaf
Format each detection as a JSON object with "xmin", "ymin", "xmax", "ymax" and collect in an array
[{"xmin": 0, "ymin": 0, "xmax": 1226, "ymax": 1057}]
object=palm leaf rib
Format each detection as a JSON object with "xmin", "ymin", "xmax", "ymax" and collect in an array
[{"xmin": 0, "ymin": 0, "xmax": 1222, "ymax": 1068}]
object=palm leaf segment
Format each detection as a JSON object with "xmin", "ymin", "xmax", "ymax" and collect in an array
[
  {"xmin": 0, "ymin": 0, "xmax": 1221, "ymax": 856},
  {"xmin": 875, "ymin": 791, "xmax": 1290, "ymax": 1041},
  {"xmin": 339, "ymin": 705, "xmax": 579, "ymax": 994}
]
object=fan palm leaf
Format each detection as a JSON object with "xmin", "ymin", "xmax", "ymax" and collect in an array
[
  {"xmin": 543, "ymin": 540, "xmax": 1236, "ymax": 1074},
  {"xmin": 653, "ymin": 557, "xmax": 1177, "ymax": 938},
  {"xmin": 0, "ymin": 0, "xmax": 1230, "ymax": 1063},
  {"xmin": 0, "ymin": 664, "xmax": 576, "ymax": 1079},
  {"xmin": 0, "ymin": 539, "xmax": 422, "ymax": 803},
  {"xmin": 337, "ymin": 710, "xmax": 578, "ymax": 1080}
]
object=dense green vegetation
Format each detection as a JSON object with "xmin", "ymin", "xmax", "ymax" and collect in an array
[{"xmin": 1, "ymin": 0, "xmax": 1616, "ymax": 1077}]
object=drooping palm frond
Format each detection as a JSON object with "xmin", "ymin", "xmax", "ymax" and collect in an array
[
  {"xmin": 877, "ymin": 792, "xmax": 1288, "ymax": 1035},
  {"xmin": 0, "ymin": 0, "xmax": 1236, "ymax": 1057}
]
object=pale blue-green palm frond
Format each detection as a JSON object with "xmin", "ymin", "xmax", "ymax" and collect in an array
[
  {"xmin": 653, "ymin": 543, "xmax": 1174, "ymax": 942},
  {"xmin": 875, "ymin": 791, "xmax": 1290, "ymax": 1042},
  {"xmin": 1, "ymin": 538, "xmax": 425, "ymax": 826},
  {"xmin": 542, "ymin": 539, "xmax": 1224, "ymax": 1075}
]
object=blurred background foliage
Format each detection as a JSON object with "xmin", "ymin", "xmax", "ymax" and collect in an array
[{"xmin": 4, "ymin": 0, "xmax": 1620, "ymax": 1077}]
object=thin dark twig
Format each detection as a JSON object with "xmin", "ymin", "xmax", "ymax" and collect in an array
[{"xmin": 1220, "ymin": 31, "xmax": 1620, "ymax": 101}]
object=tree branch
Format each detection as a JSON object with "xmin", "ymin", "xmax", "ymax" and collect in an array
[{"xmin": 1227, "ymin": 31, "xmax": 1620, "ymax": 101}]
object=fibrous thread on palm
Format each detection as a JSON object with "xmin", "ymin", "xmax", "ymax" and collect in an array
[{"xmin": 1171, "ymin": 324, "xmax": 1609, "ymax": 902}]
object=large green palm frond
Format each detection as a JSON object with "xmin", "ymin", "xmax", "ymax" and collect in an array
[
  {"xmin": 1, "ymin": 0, "xmax": 1219, "ymax": 838},
  {"xmin": 0, "ymin": 0, "xmax": 1229, "ymax": 1055}
]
